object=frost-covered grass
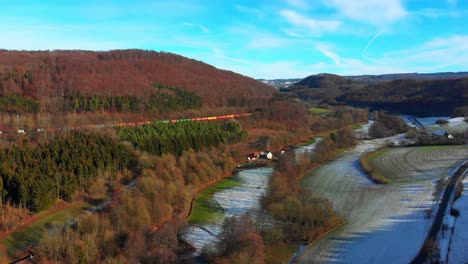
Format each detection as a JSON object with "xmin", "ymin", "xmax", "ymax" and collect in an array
[
  {"xmin": 296, "ymin": 137, "xmax": 316, "ymax": 147},
  {"xmin": 297, "ymin": 140, "xmax": 467, "ymax": 264},
  {"xmin": 187, "ymin": 177, "xmax": 241, "ymax": 224},
  {"xmin": 402, "ymin": 115, "xmax": 468, "ymax": 134},
  {"xmin": 183, "ymin": 167, "xmax": 273, "ymax": 254}
]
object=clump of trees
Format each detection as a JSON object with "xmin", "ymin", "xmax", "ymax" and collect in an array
[
  {"xmin": 119, "ymin": 121, "xmax": 247, "ymax": 156},
  {"xmin": 203, "ymin": 214, "xmax": 265, "ymax": 264},
  {"xmin": 309, "ymin": 106, "xmax": 368, "ymax": 132},
  {"xmin": 262, "ymin": 129, "xmax": 356, "ymax": 244},
  {"xmin": 368, "ymin": 111, "xmax": 408, "ymax": 138},
  {"xmin": 0, "ymin": 94, "xmax": 40, "ymax": 113},
  {"xmin": 0, "ymin": 131, "xmax": 137, "ymax": 211},
  {"xmin": 416, "ymin": 131, "xmax": 466, "ymax": 146}
]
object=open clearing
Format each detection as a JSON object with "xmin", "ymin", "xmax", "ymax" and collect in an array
[
  {"xmin": 0, "ymin": 202, "xmax": 91, "ymax": 257},
  {"xmin": 187, "ymin": 177, "xmax": 242, "ymax": 224},
  {"xmin": 298, "ymin": 142, "xmax": 467, "ymax": 263},
  {"xmin": 182, "ymin": 167, "xmax": 272, "ymax": 255},
  {"xmin": 310, "ymin": 107, "xmax": 332, "ymax": 115}
]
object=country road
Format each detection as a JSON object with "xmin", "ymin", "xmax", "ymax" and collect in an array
[{"xmin": 410, "ymin": 160, "xmax": 468, "ymax": 264}]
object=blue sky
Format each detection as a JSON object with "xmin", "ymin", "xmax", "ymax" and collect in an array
[{"xmin": 0, "ymin": 0, "xmax": 467, "ymax": 78}]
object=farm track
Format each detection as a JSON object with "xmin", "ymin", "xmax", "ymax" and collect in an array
[
  {"xmin": 410, "ymin": 160, "xmax": 468, "ymax": 264},
  {"xmin": 297, "ymin": 143, "xmax": 467, "ymax": 264}
]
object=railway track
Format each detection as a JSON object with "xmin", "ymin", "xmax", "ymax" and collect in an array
[{"xmin": 0, "ymin": 112, "xmax": 252, "ymax": 135}]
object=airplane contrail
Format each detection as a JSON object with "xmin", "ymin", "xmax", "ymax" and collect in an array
[{"xmin": 362, "ymin": 31, "xmax": 384, "ymax": 61}]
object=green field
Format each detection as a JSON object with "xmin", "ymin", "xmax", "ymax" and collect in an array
[
  {"xmin": 367, "ymin": 145, "xmax": 468, "ymax": 183},
  {"xmin": 0, "ymin": 202, "xmax": 92, "ymax": 256},
  {"xmin": 296, "ymin": 137, "xmax": 317, "ymax": 147},
  {"xmin": 187, "ymin": 177, "xmax": 241, "ymax": 224},
  {"xmin": 265, "ymin": 245, "xmax": 299, "ymax": 264},
  {"xmin": 310, "ymin": 107, "xmax": 332, "ymax": 115}
]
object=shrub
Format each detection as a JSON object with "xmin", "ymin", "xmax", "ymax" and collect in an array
[{"xmin": 435, "ymin": 119, "xmax": 449, "ymax": 125}]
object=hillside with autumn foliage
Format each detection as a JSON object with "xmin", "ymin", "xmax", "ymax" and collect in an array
[{"xmin": 0, "ymin": 49, "xmax": 275, "ymax": 113}]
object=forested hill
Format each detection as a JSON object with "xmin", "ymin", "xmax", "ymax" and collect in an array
[
  {"xmin": 339, "ymin": 78, "xmax": 468, "ymax": 116},
  {"xmin": 0, "ymin": 49, "xmax": 275, "ymax": 112},
  {"xmin": 287, "ymin": 73, "xmax": 365, "ymax": 102},
  {"xmin": 347, "ymin": 72, "xmax": 468, "ymax": 84}
]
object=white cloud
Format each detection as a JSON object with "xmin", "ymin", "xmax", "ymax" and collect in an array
[
  {"xmin": 279, "ymin": 10, "xmax": 341, "ymax": 35},
  {"xmin": 424, "ymin": 35, "xmax": 468, "ymax": 50},
  {"xmin": 323, "ymin": 0, "xmax": 407, "ymax": 26}
]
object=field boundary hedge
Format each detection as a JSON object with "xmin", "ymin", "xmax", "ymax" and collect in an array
[{"xmin": 359, "ymin": 148, "xmax": 391, "ymax": 184}]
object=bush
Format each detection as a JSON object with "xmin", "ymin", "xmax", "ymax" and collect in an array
[
  {"xmin": 450, "ymin": 208, "xmax": 460, "ymax": 217},
  {"xmin": 435, "ymin": 119, "xmax": 449, "ymax": 125}
]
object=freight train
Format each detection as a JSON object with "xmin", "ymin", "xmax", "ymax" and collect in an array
[{"xmin": 0, "ymin": 113, "xmax": 252, "ymax": 135}]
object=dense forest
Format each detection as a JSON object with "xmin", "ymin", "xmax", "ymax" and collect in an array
[
  {"xmin": 0, "ymin": 49, "xmax": 275, "ymax": 112},
  {"xmin": 0, "ymin": 132, "xmax": 137, "ymax": 211},
  {"xmin": 0, "ymin": 94, "xmax": 40, "ymax": 114},
  {"xmin": 286, "ymin": 74, "xmax": 365, "ymax": 103},
  {"xmin": 62, "ymin": 84, "xmax": 202, "ymax": 114},
  {"xmin": 287, "ymin": 74, "xmax": 467, "ymax": 116},
  {"xmin": 118, "ymin": 121, "xmax": 247, "ymax": 156},
  {"xmin": 339, "ymin": 78, "xmax": 468, "ymax": 116},
  {"xmin": 37, "ymin": 146, "xmax": 239, "ymax": 263}
]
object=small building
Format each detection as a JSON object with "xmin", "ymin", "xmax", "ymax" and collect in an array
[
  {"xmin": 432, "ymin": 130, "xmax": 454, "ymax": 140},
  {"xmin": 259, "ymin": 151, "xmax": 273, "ymax": 160},
  {"xmin": 247, "ymin": 153, "xmax": 258, "ymax": 161}
]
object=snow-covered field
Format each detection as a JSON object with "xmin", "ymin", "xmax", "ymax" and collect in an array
[
  {"xmin": 447, "ymin": 176, "xmax": 468, "ymax": 263},
  {"xmin": 402, "ymin": 115, "xmax": 468, "ymax": 134},
  {"xmin": 297, "ymin": 141, "xmax": 467, "ymax": 263},
  {"xmin": 295, "ymin": 137, "xmax": 324, "ymax": 160},
  {"xmin": 182, "ymin": 167, "xmax": 272, "ymax": 254},
  {"xmin": 369, "ymin": 146, "xmax": 467, "ymax": 183}
]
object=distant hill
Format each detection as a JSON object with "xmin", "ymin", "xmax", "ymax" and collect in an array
[
  {"xmin": 347, "ymin": 72, "xmax": 468, "ymax": 84},
  {"xmin": 287, "ymin": 73, "xmax": 365, "ymax": 102},
  {"xmin": 339, "ymin": 78, "xmax": 468, "ymax": 116},
  {"xmin": 258, "ymin": 78, "xmax": 301, "ymax": 89},
  {"xmin": 0, "ymin": 49, "xmax": 275, "ymax": 112}
]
